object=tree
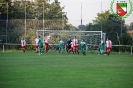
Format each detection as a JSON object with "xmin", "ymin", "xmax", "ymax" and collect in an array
[
  {"xmin": 128, "ymin": 22, "xmax": 133, "ymax": 30},
  {"xmin": 120, "ymin": 33, "xmax": 133, "ymax": 45},
  {"xmin": 89, "ymin": 10, "xmax": 127, "ymax": 45},
  {"xmin": 48, "ymin": 0, "xmax": 62, "ymax": 19},
  {"xmin": 65, "ymin": 24, "xmax": 77, "ymax": 31},
  {"xmin": 78, "ymin": 25, "xmax": 86, "ymax": 30},
  {"xmin": 92, "ymin": 10, "xmax": 110, "ymax": 24},
  {"xmin": 119, "ymin": 33, "xmax": 133, "ymax": 51},
  {"xmin": 0, "ymin": 0, "xmax": 68, "ymax": 45},
  {"xmin": 86, "ymin": 23, "xmax": 93, "ymax": 31},
  {"xmin": 0, "ymin": 0, "xmax": 67, "ymax": 20},
  {"xmin": 0, "ymin": 0, "xmax": 10, "ymax": 20}
]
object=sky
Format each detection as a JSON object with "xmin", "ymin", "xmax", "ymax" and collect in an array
[{"xmin": 52, "ymin": 0, "xmax": 133, "ymax": 27}]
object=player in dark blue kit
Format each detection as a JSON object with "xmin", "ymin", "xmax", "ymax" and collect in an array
[{"xmin": 66, "ymin": 37, "xmax": 72, "ymax": 53}]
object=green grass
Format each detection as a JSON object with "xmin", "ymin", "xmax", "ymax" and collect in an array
[{"xmin": 0, "ymin": 51, "xmax": 133, "ymax": 88}]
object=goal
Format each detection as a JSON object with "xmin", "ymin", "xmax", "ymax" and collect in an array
[{"xmin": 36, "ymin": 30, "xmax": 105, "ymax": 51}]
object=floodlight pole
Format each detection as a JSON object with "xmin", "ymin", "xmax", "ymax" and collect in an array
[
  {"xmin": 62, "ymin": 2, "xmax": 65, "ymax": 30},
  {"xmin": 0, "ymin": 3, "xmax": 8, "ymax": 43},
  {"xmin": 116, "ymin": 32, "xmax": 120, "ymax": 54},
  {"xmin": 101, "ymin": 2, "xmax": 102, "ymax": 32},
  {"xmin": 5, "ymin": 3, "xmax": 8, "ymax": 43},
  {"xmin": 25, "ymin": 2, "xmax": 26, "ymax": 38},
  {"xmin": 81, "ymin": 2, "xmax": 82, "ymax": 25},
  {"xmin": 121, "ymin": 18, "xmax": 122, "ymax": 36},
  {"xmin": 43, "ymin": 2, "xmax": 44, "ymax": 41}
]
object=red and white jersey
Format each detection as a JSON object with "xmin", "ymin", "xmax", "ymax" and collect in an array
[
  {"xmin": 106, "ymin": 40, "xmax": 112, "ymax": 48},
  {"xmin": 35, "ymin": 38, "xmax": 39, "ymax": 45},
  {"xmin": 45, "ymin": 36, "xmax": 50, "ymax": 43},
  {"xmin": 70, "ymin": 42, "xmax": 74, "ymax": 47},
  {"xmin": 73, "ymin": 39, "xmax": 78, "ymax": 46},
  {"xmin": 21, "ymin": 40, "xmax": 26, "ymax": 46}
]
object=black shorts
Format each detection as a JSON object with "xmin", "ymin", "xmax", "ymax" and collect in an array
[{"xmin": 67, "ymin": 45, "xmax": 71, "ymax": 49}]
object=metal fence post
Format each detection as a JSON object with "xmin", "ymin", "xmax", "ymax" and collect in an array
[
  {"xmin": 131, "ymin": 46, "xmax": 132, "ymax": 55},
  {"xmin": 3, "ymin": 44, "xmax": 4, "ymax": 52}
]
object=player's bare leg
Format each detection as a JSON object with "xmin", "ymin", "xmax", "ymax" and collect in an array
[
  {"xmin": 107, "ymin": 50, "xmax": 109, "ymax": 56},
  {"xmin": 24, "ymin": 48, "xmax": 25, "ymax": 52},
  {"xmin": 73, "ymin": 48, "xmax": 76, "ymax": 54},
  {"xmin": 22, "ymin": 48, "xmax": 25, "ymax": 52},
  {"xmin": 76, "ymin": 49, "xmax": 79, "ymax": 55},
  {"xmin": 36, "ymin": 48, "xmax": 38, "ymax": 53}
]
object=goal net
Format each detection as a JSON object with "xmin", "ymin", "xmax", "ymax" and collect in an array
[{"xmin": 36, "ymin": 30, "xmax": 105, "ymax": 52}]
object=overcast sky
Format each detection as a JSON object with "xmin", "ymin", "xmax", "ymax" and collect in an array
[{"xmin": 54, "ymin": 0, "xmax": 133, "ymax": 27}]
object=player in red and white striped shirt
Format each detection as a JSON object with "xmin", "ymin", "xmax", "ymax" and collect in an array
[
  {"xmin": 106, "ymin": 38, "xmax": 112, "ymax": 56},
  {"xmin": 35, "ymin": 36, "xmax": 39, "ymax": 53},
  {"xmin": 69, "ymin": 41, "xmax": 74, "ymax": 54},
  {"xmin": 72, "ymin": 36, "xmax": 79, "ymax": 54},
  {"xmin": 44, "ymin": 34, "xmax": 51, "ymax": 53},
  {"xmin": 21, "ymin": 38, "xmax": 26, "ymax": 52}
]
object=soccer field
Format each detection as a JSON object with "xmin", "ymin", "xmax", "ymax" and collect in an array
[{"xmin": 0, "ymin": 51, "xmax": 133, "ymax": 88}]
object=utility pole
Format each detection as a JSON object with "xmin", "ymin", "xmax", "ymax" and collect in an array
[
  {"xmin": 81, "ymin": 2, "xmax": 82, "ymax": 25},
  {"xmin": 121, "ymin": 18, "xmax": 122, "ymax": 36},
  {"xmin": 0, "ymin": 3, "xmax": 8, "ymax": 43},
  {"xmin": 43, "ymin": 2, "xmax": 44, "ymax": 41},
  {"xmin": 101, "ymin": 2, "xmax": 102, "ymax": 32},
  {"xmin": 25, "ymin": 1, "xmax": 26, "ymax": 38}
]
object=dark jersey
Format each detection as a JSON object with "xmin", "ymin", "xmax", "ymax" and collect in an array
[{"xmin": 67, "ymin": 40, "xmax": 72, "ymax": 45}]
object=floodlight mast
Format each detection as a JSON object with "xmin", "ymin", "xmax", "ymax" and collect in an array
[
  {"xmin": 0, "ymin": 3, "xmax": 8, "ymax": 43},
  {"xmin": 81, "ymin": 2, "xmax": 82, "ymax": 25}
]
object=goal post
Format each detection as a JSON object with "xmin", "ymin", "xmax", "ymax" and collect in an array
[{"xmin": 36, "ymin": 30, "xmax": 105, "ymax": 51}]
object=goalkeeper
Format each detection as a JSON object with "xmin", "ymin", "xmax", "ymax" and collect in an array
[
  {"xmin": 80, "ymin": 39, "xmax": 86, "ymax": 56},
  {"xmin": 99, "ymin": 38, "xmax": 105, "ymax": 54},
  {"xmin": 66, "ymin": 37, "xmax": 72, "ymax": 53},
  {"xmin": 38, "ymin": 36, "xmax": 43, "ymax": 55}
]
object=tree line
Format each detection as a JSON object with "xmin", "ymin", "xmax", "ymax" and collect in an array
[
  {"xmin": 78, "ymin": 11, "xmax": 133, "ymax": 48},
  {"xmin": 0, "ymin": 0, "xmax": 68, "ymax": 44},
  {"xmin": 0, "ymin": 0, "xmax": 133, "ymax": 52}
]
